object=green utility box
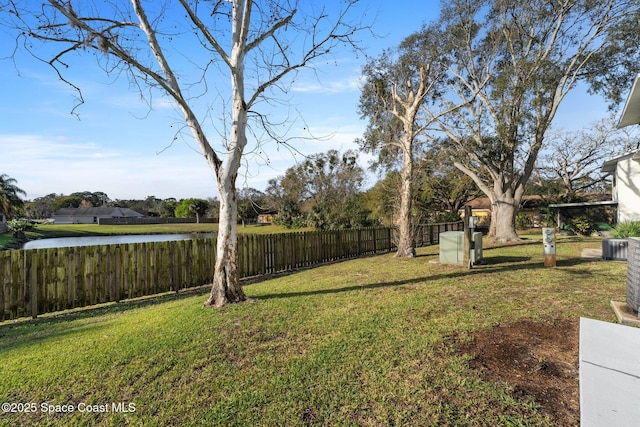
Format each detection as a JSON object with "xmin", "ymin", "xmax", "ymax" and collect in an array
[{"xmin": 439, "ymin": 231, "xmax": 483, "ymax": 265}]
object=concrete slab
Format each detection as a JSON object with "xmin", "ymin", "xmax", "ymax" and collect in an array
[
  {"xmin": 580, "ymin": 248, "xmax": 603, "ymax": 260},
  {"xmin": 611, "ymin": 301, "xmax": 640, "ymax": 328},
  {"xmin": 580, "ymin": 317, "xmax": 640, "ymax": 427}
]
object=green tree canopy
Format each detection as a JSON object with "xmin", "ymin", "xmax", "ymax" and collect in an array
[
  {"xmin": 175, "ymin": 198, "xmax": 210, "ymax": 223},
  {"xmin": 268, "ymin": 150, "xmax": 372, "ymax": 230}
]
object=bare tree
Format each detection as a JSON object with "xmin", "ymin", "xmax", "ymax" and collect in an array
[
  {"xmin": 430, "ymin": 0, "xmax": 640, "ymax": 241},
  {"xmin": 537, "ymin": 116, "xmax": 639, "ymax": 197},
  {"xmin": 3, "ymin": 0, "xmax": 369, "ymax": 307}
]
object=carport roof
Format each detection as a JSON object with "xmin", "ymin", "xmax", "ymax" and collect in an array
[{"xmin": 548, "ymin": 200, "xmax": 617, "ymax": 208}]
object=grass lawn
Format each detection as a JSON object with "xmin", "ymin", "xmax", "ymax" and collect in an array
[
  {"xmin": 0, "ymin": 235, "xmax": 625, "ymax": 426},
  {"xmin": 0, "ymin": 233, "xmax": 13, "ymax": 249}
]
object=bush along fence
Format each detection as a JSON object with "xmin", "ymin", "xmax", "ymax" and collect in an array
[{"xmin": 1, "ymin": 222, "xmax": 462, "ymax": 321}]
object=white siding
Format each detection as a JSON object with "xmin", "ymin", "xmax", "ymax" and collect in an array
[
  {"xmin": 53, "ymin": 215, "xmax": 96, "ymax": 224},
  {"xmin": 616, "ymin": 156, "xmax": 640, "ymax": 222}
]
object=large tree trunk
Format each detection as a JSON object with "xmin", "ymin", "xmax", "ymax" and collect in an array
[
  {"xmin": 396, "ymin": 137, "xmax": 415, "ymax": 257},
  {"xmin": 396, "ymin": 174, "xmax": 415, "ymax": 257},
  {"xmin": 203, "ymin": 103, "xmax": 248, "ymax": 307},
  {"xmin": 204, "ymin": 12, "xmax": 250, "ymax": 307},
  {"xmin": 204, "ymin": 170, "xmax": 248, "ymax": 307},
  {"xmin": 455, "ymin": 159, "xmax": 524, "ymax": 243},
  {"xmin": 489, "ymin": 189, "xmax": 521, "ymax": 242}
]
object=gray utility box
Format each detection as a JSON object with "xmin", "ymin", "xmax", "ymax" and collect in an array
[
  {"xmin": 439, "ymin": 231, "xmax": 483, "ymax": 265},
  {"xmin": 627, "ymin": 237, "xmax": 640, "ymax": 314},
  {"xmin": 602, "ymin": 238, "xmax": 629, "ymax": 261}
]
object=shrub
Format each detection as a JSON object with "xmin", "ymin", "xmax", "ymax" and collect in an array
[
  {"xmin": 516, "ymin": 212, "xmax": 533, "ymax": 230},
  {"xmin": 611, "ymin": 221, "xmax": 640, "ymax": 238},
  {"xmin": 7, "ymin": 219, "xmax": 35, "ymax": 238},
  {"xmin": 536, "ymin": 206, "xmax": 555, "ymax": 228},
  {"xmin": 567, "ymin": 216, "xmax": 594, "ymax": 236},
  {"xmin": 432, "ymin": 211, "xmax": 461, "ymax": 223}
]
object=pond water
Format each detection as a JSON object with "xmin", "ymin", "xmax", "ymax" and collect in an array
[{"xmin": 22, "ymin": 233, "xmax": 215, "ymax": 250}]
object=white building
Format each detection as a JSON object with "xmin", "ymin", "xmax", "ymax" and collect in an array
[
  {"xmin": 601, "ymin": 151, "xmax": 640, "ymax": 223},
  {"xmin": 607, "ymin": 72, "xmax": 640, "ymax": 223},
  {"xmin": 53, "ymin": 207, "xmax": 144, "ymax": 224}
]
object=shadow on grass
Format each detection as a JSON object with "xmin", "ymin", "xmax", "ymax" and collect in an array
[
  {"xmin": 254, "ymin": 255, "xmax": 606, "ymax": 301},
  {"xmin": 481, "ymin": 255, "xmax": 531, "ymax": 264},
  {"xmin": 0, "ymin": 285, "xmax": 212, "ymax": 336}
]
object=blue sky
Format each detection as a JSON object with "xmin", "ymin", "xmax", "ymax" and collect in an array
[{"xmin": 0, "ymin": 0, "xmax": 617, "ymax": 201}]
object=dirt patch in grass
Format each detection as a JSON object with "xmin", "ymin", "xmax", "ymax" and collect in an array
[{"xmin": 456, "ymin": 318, "xmax": 579, "ymax": 426}]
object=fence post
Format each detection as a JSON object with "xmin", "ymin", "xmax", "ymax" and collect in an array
[
  {"xmin": 0, "ymin": 253, "xmax": 5, "ymax": 321},
  {"xmin": 30, "ymin": 252, "xmax": 38, "ymax": 319},
  {"xmin": 373, "ymin": 228, "xmax": 377, "ymax": 253},
  {"xmin": 115, "ymin": 246, "xmax": 122, "ymax": 301}
]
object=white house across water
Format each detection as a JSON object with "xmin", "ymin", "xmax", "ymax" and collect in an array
[{"xmin": 53, "ymin": 207, "xmax": 145, "ymax": 224}]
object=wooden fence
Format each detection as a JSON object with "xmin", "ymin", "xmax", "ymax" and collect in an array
[{"xmin": 1, "ymin": 222, "xmax": 461, "ymax": 321}]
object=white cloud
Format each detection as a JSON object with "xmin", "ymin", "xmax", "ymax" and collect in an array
[
  {"xmin": 0, "ymin": 133, "xmax": 217, "ymax": 200},
  {"xmin": 291, "ymin": 74, "xmax": 362, "ymax": 95}
]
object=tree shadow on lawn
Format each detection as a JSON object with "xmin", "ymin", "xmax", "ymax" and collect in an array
[
  {"xmin": 0, "ymin": 285, "xmax": 212, "ymax": 337},
  {"xmin": 255, "ymin": 254, "xmax": 602, "ymax": 301},
  {"xmin": 0, "ymin": 318, "xmax": 111, "ymax": 355},
  {"xmin": 482, "ymin": 255, "xmax": 594, "ymax": 268}
]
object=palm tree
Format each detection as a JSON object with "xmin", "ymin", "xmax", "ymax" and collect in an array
[{"xmin": 0, "ymin": 174, "xmax": 27, "ymax": 219}]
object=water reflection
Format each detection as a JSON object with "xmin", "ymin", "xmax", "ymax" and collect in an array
[{"xmin": 22, "ymin": 233, "xmax": 215, "ymax": 250}]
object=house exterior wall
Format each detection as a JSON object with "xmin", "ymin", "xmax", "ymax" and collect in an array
[
  {"xmin": 257, "ymin": 214, "xmax": 275, "ymax": 224},
  {"xmin": 54, "ymin": 215, "xmax": 98, "ymax": 224},
  {"xmin": 53, "ymin": 215, "xmax": 73, "ymax": 224},
  {"xmin": 615, "ymin": 156, "xmax": 640, "ymax": 222},
  {"xmin": 53, "ymin": 208, "xmax": 145, "ymax": 224}
]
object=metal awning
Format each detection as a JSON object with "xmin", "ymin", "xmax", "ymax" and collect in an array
[
  {"xmin": 548, "ymin": 201, "xmax": 618, "ymax": 209},
  {"xmin": 618, "ymin": 73, "xmax": 640, "ymax": 128}
]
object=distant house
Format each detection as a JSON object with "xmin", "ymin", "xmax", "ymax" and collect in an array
[
  {"xmin": 461, "ymin": 198, "xmax": 492, "ymax": 227},
  {"xmin": 461, "ymin": 196, "xmax": 551, "ymax": 230},
  {"xmin": 257, "ymin": 213, "xmax": 276, "ymax": 224},
  {"xmin": 54, "ymin": 207, "xmax": 145, "ymax": 224}
]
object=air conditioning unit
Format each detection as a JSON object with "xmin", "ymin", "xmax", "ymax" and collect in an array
[
  {"xmin": 602, "ymin": 238, "xmax": 628, "ymax": 261},
  {"xmin": 439, "ymin": 231, "xmax": 483, "ymax": 265}
]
